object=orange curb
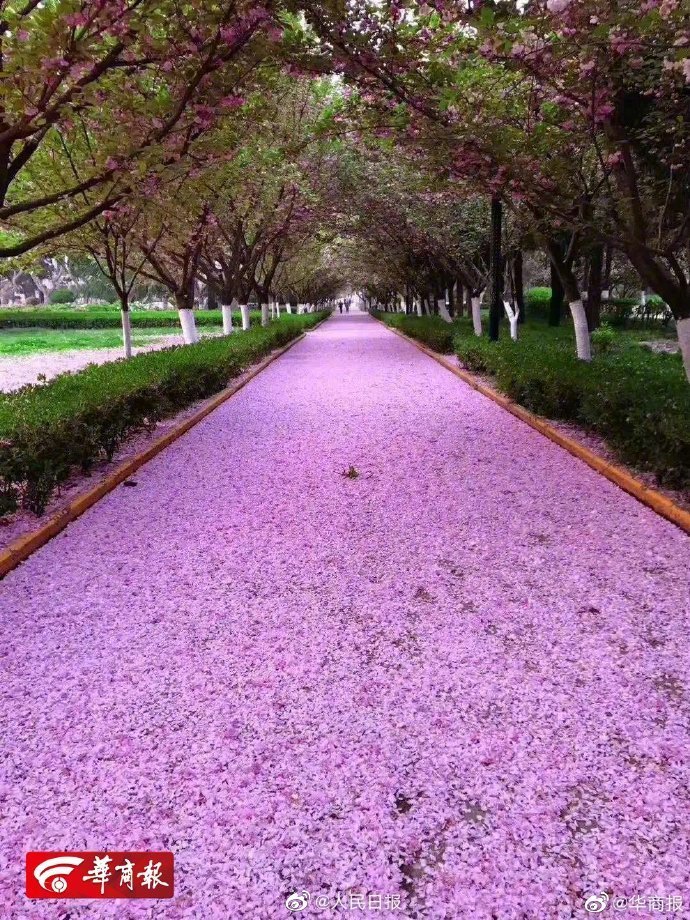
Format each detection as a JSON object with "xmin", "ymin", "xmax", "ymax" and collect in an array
[
  {"xmin": 0, "ymin": 324, "xmax": 324, "ymax": 580},
  {"xmin": 380, "ymin": 319, "xmax": 690, "ymax": 536}
]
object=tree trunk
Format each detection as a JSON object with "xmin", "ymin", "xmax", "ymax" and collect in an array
[
  {"xmin": 603, "ymin": 243, "xmax": 613, "ymax": 300},
  {"xmin": 549, "ymin": 259, "xmax": 564, "ymax": 327},
  {"xmin": 261, "ymin": 299, "xmax": 269, "ymax": 327},
  {"xmin": 513, "ymin": 250, "xmax": 525, "ymax": 324},
  {"xmin": 503, "ymin": 300, "xmax": 519, "ymax": 340},
  {"xmin": 120, "ymin": 295, "xmax": 132, "ymax": 359},
  {"xmin": 586, "ymin": 244, "xmax": 603, "ymax": 331},
  {"xmin": 221, "ymin": 297, "xmax": 236, "ymax": 335},
  {"xmin": 471, "ymin": 296, "xmax": 482, "ymax": 336},
  {"xmin": 569, "ymin": 299, "xmax": 591, "ymax": 361},
  {"xmin": 678, "ymin": 317, "xmax": 690, "ymax": 382},
  {"xmin": 548, "ymin": 243, "xmax": 591, "ymax": 360},
  {"xmin": 206, "ymin": 283, "xmax": 218, "ymax": 311},
  {"xmin": 438, "ymin": 297, "xmax": 452, "ymax": 323},
  {"xmin": 240, "ymin": 303, "xmax": 251, "ymax": 330},
  {"xmin": 455, "ymin": 281, "xmax": 464, "ymax": 317},
  {"xmin": 175, "ymin": 293, "xmax": 199, "ymax": 344},
  {"xmin": 489, "ymin": 196, "xmax": 503, "ymax": 341}
]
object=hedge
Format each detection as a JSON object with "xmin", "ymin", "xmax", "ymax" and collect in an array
[
  {"xmin": 374, "ymin": 311, "xmax": 464, "ymax": 353},
  {"xmin": 0, "ymin": 312, "xmax": 328, "ymax": 516},
  {"xmin": 527, "ymin": 287, "xmax": 551, "ymax": 321},
  {"xmin": 377, "ymin": 311, "xmax": 689, "ymax": 489},
  {"xmin": 49, "ymin": 289, "xmax": 77, "ymax": 304},
  {"xmin": 526, "ymin": 288, "xmax": 671, "ymax": 328},
  {"xmin": 0, "ymin": 307, "xmax": 259, "ymax": 330},
  {"xmin": 453, "ymin": 325, "xmax": 690, "ymax": 491}
]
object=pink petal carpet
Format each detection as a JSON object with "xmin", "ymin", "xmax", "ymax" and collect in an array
[{"xmin": 1, "ymin": 312, "xmax": 688, "ymax": 918}]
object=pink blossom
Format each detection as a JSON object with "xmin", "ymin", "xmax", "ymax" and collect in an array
[
  {"xmin": 64, "ymin": 12, "xmax": 88, "ymax": 28},
  {"xmin": 219, "ymin": 95, "xmax": 246, "ymax": 110}
]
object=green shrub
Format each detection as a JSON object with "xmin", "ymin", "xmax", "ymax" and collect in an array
[
  {"xmin": 374, "ymin": 311, "xmax": 465, "ymax": 354},
  {"xmin": 0, "ymin": 307, "xmax": 256, "ymax": 330},
  {"xmin": 602, "ymin": 297, "xmax": 637, "ymax": 328},
  {"xmin": 526, "ymin": 287, "xmax": 552, "ymax": 321},
  {"xmin": 647, "ymin": 295, "xmax": 665, "ymax": 310},
  {"xmin": 0, "ymin": 312, "xmax": 328, "ymax": 516},
  {"xmin": 49, "ymin": 289, "xmax": 77, "ymax": 304},
  {"xmin": 453, "ymin": 323, "xmax": 690, "ymax": 489},
  {"xmin": 591, "ymin": 322, "xmax": 616, "ymax": 355}
]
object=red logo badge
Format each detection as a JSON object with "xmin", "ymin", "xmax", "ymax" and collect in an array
[{"xmin": 26, "ymin": 851, "xmax": 174, "ymax": 899}]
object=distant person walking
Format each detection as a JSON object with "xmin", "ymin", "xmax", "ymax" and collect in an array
[
  {"xmin": 345, "ymin": 298, "xmax": 350, "ymax": 313},
  {"xmin": 338, "ymin": 302, "xmax": 343, "ymax": 313}
]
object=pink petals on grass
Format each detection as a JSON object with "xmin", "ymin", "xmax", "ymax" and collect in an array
[
  {"xmin": 0, "ymin": 337, "xmax": 189, "ymax": 393},
  {"xmin": 1, "ymin": 312, "xmax": 689, "ymax": 918}
]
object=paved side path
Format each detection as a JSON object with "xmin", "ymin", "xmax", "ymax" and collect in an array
[
  {"xmin": 0, "ymin": 332, "xmax": 221, "ymax": 392},
  {"xmin": 2, "ymin": 312, "xmax": 689, "ymax": 919}
]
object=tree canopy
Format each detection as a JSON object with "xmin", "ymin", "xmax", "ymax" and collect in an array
[{"xmin": 1, "ymin": 0, "xmax": 689, "ymax": 373}]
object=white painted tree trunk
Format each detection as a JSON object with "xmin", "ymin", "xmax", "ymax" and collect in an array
[
  {"xmin": 286, "ymin": 303, "xmax": 293, "ymax": 314},
  {"xmin": 178, "ymin": 308, "xmax": 199, "ymax": 344},
  {"xmin": 275, "ymin": 300, "xmax": 281, "ymax": 319},
  {"xmin": 677, "ymin": 316, "xmax": 690, "ymax": 383},
  {"xmin": 240, "ymin": 304, "xmax": 250, "ymax": 330},
  {"xmin": 569, "ymin": 299, "xmax": 591, "ymax": 361},
  {"xmin": 437, "ymin": 297, "xmax": 453, "ymax": 323},
  {"xmin": 640, "ymin": 290, "xmax": 647, "ymax": 307},
  {"xmin": 503, "ymin": 300, "xmax": 519, "ymax": 341},
  {"xmin": 602, "ymin": 289, "xmax": 610, "ymax": 301},
  {"xmin": 221, "ymin": 300, "xmax": 235, "ymax": 335},
  {"xmin": 415, "ymin": 298, "xmax": 423, "ymax": 317},
  {"xmin": 121, "ymin": 309, "xmax": 133, "ymax": 358},
  {"xmin": 261, "ymin": 301, "xmax": 269, "ymax": 327},
  {"xmin": 471, "ymin": 296, "xmax": 482, "ymax": 336}
]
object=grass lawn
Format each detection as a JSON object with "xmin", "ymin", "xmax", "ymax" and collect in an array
[{"xmin": 0, "ymin": 326, "xmax": 191, "ymax": 357}]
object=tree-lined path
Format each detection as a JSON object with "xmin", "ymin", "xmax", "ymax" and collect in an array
[{"xmin": 2, "ymin": 311, "xmax": 689, "ymax": 918}]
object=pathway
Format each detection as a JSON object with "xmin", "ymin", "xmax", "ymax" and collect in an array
[
  {"xmin": 2, "ymin": 311, "xmax": 689, "ymax": 919},
  {"xmin": 0, "ymin": 331, "xmax": 221, "ymax": 392}
]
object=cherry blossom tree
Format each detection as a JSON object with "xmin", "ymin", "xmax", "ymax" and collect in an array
[
  {"xmin": 294, "ymin": 0, "xmax": 690, "ymax": 374},
  {"xmin": 0, "ymin": 0, "xmax": 276, "ymax": 256}
]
